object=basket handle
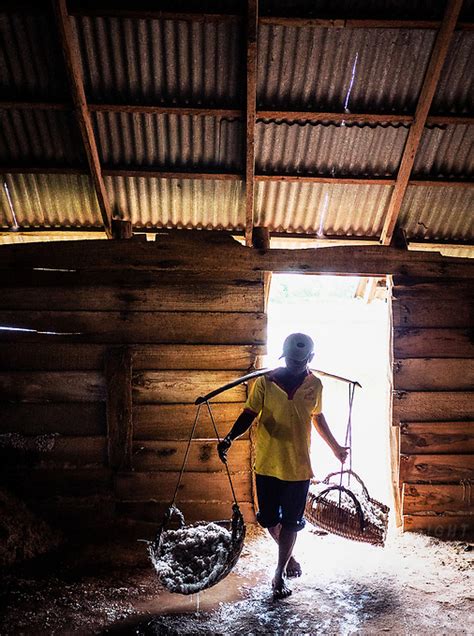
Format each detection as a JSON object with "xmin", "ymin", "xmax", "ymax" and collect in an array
[
  {"xmin": 323, "ymin": 469, "xmax": 370, "ymax": 500},
  {"xmin": 315, "ymin": 485, "xmax": 366, "ymax": 531}
]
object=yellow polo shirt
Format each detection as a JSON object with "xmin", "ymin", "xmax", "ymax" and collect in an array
[{"xmin": 244, "ymin": 371, "xmax": 323, "ymax": 481}]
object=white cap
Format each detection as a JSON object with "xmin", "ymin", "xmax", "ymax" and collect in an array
[{"xmin": 280, "ymin": 333, "xmax": 314, "ymax": 361}]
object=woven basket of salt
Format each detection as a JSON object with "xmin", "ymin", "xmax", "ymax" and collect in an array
[
  {"xmin": 305, "ymin": 470, "xmax": 389, "ymax": 547},
  {"xmin": 149, "ymin": 503, "xmax": 246, "ymax": 595}
]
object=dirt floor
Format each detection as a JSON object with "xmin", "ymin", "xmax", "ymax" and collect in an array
[{"xmin": 0, "ymin": 523, "xmax": 472, "ymax": 635}]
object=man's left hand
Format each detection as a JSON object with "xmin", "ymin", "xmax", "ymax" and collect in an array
[{"xmin": 334, "ymin": 445, "xmax": 350, "ymax": 463}]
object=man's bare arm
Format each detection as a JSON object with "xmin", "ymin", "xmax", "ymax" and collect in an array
[
  {"xmin": 217, "ymin": 410, "xmax": 256, "ymax": 462},
  {"xmin": 313, "ymin": 413, "xmax": 348, "ymax": 463}
]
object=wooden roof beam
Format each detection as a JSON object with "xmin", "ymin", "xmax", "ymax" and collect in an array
[
  {"xmin": 245, "ymin": 0, "xmax": 258, "ymax": 247},
  {"xmin": 2, "ymin": 100, "xmax": 473, "ymax": 127},
  {"xmin": 380, "ymin": 0, "xmax": 464, "ymax": 246},
  {"xmin": 53, "ymin": 0, "xmax": 113, "ymax": 238},
  {"xmin": 2, "ymin": 164, "xmax": 473, "ymax": 188}
]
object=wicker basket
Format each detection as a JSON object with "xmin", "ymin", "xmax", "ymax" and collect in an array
[
  {"xmin": 305, "ymin": 470, "xmax": 389, "ymax": 546},
  {"xmin": 149, "ymin": 503, "xmax": 246, "ymax": 594}
]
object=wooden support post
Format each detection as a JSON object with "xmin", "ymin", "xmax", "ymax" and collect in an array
[
  {"xmin": 54, "ymin": 0, "xmax": 113, "ymax": 238},
  {"xmin": 380, "ymin": 0, "xmax": 464, "ymax": 245},
  {"xmin": 245, "ymin": 0, "xmax": 258, "ymax": 247},
  {"xmin": 251, "ymin": 226, "xmax": 270, "ymax": 250},
  {"xmin": 105, "ymin": 347, "xmax": 133, "ymax": 470},
  {"xmin": 111, "ymin": 219, "xmax": 133, "ymax": 239}
]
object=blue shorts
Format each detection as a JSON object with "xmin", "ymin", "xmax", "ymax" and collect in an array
[{"xmin": 255, "ymin": 474, "xmax": 310, "ymax": 532}]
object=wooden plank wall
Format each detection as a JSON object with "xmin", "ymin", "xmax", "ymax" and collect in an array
[
  {"xmin": 0, "ymin": 245, "xmax": 265, "ymax": 538},
  {"xmin": 392, "ymin": 276, "xmax": 474, "ymax": 538}
]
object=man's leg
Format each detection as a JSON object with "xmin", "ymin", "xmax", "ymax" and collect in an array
[
  {"xmin": 269, "ymin": 525, "xmax": 298, "ymax": 599},
  {"xmin": 267, "ymin": 524, "xmax": 302, "ymax": 578}
]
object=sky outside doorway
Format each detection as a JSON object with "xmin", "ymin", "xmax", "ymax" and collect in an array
[{"xmin": 265, "ymin": 274, "xmax": 392, "ymax": 504}]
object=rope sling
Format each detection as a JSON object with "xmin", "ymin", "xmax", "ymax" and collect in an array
[
  {"xmin": 148, "ymin": 400, "xmax": 245, "ymax": 595},
  {"xmin": 305, "ymin": 382, "xmax": 390, "ymax": 546}
]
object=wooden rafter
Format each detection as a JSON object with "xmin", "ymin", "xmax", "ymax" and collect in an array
[
  {"xmin": 53, "ymin": 0, "xmax": 113, "ymax": 238},
  {"xmin": 245, "ymin": 0, "xmax": 258, "ymax": 247},
  {"xmin": 2, "ymin": 164, "xmax": 473, "ymax": 189},
  {"xmin": 379, "ymin": 0, "xmax": 464, "ymax": 246},
  {"xmin": 2, "ymin": 100, "xmax": 473, "ymax": 127}
]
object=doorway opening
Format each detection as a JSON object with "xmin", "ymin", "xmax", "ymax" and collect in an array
[{"xmin": 265, "ymin": 274, "xmax": 392, "ymax": 505}]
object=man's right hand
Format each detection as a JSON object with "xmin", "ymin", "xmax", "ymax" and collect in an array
[{"xmin": 217, "ymin": 436, "xmax": 232, "ymax": 463}]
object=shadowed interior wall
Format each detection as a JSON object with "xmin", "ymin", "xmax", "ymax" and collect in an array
[
  {"xmin": 0, "ymin": 234, "xmax": 266, "ymax": 539},
  {"xmin": 392, "ymin": 277, "xmax": 474, "ymax": 537}
]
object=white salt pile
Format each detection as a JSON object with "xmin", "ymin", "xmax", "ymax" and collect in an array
[{"xmin": 149, "ymin": 521, "xmax": 232, "ymax": 594}]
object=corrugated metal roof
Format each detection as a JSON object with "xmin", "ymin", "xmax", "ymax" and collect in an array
[
  {"xmin": 432, "ymin": 32, "xmax": 474, "ymax": 114},
  {"xmin": 0, "ymin": 174, "xmax": 101, "ymax": 229},
  {"xmin": 254, "ymin": 181, "xmax": 391, "ymax": 235},
  {"xmin": 257, "ymin": 26, "xmax": 434, "ymax": 112},
  {"xmin": 260, "ymin": 0, "xmax": 474, "ymax": 20},
  {"xmin": 256, "ymin": 121, "xmax": 408, "ymax": 176},
  {"xmin": 400, "ymin": 186, "xmax": 474, "ymax": 242},
  {"xmin": 414, "ymin": 124, "xmax": 474, "ymax": 178},
  {"xmin": 0, "ymin": 109, "xmax": 85, "ymax": 166},
  {"xmin": 104, "ymin": 175, "xmax": 245, "ymax": 229},
  {"xmin": 0, "ymin": 11, "xmax": 69, "ymax": 100},
  {"xmin": 72, "ymin": 15, "xmax": 244, "ymax": 105},
  {"xmin": 93, "ymin": 112, "xmax": 243, "ymax": 170}
]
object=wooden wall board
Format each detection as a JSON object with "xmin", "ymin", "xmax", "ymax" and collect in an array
[
  {"xmin": 0, "ymin": 236, "xmax": 472, "ymax": 278},
  {"xmin": 394, "ymin": 358, "xmax": 474, "ymax": 390},
  {"xmin": 393, "ymin": 329, "xmax": 474, "ymax": 358},
  {"xmin": 132, "ymin": 344, "xmax": 264, "ymax": 371},
  {"xmin": 0, "ymin": 436, "xmax": 106, "ymax": 467},
  {"xmin": 399, "ymin": 454, "xmax": 474, "ymax": 483},
  {"xmin": 392, "ymin": 280, "xmax": 474, "ymax": 300},
  {"xmin": 0, "ymin": 343, "xmax": 264, "ymax": 371},
  {"xmin": 115, "ymin": 471, "xmax": 252, "ymax": 502},
  {"xmin": 0, "ymin": 310, "xmax": 266, "ymax": 344},
  {"xmin": 116, "ymin": 500, "xmax": 256, "ymax": 524},
  {"xmin": 131, "ymin": 439, "xmax": 250, "ymax": 472},
  {"xmin": 1, "ymin": 467, "xmax": 113, "ymax": 497},
  {"xmin": 402, "ymin": 483, "xmax": 473, "ymax": 514},
  {"xmin": 28, "ymin": 496, "xmax": 115, "ymax": 525},
  {"xmin": 0, "ymin": 281, "xmax": 265, "ymax": 313},
  {"xmin": 403, "ymin": 514, "xmax": 473, "ymax": 536},
  {"xmin": 0, "ymin": 371, "xmax": 105, "ymax": 402},
  {"xmin": 392, "ymin": 299, "xmax": 472, "ymax": 328},
  {"xmin": 400, "ymin": 421, "xmax": 474, "ymax": 454},
  {"xmin": 132, "ymin": 370, "xmax": 248, "ymax": 404},
  {"xmin": 0, "ymin": 403, "xmax": 105, "ymax": 435},
  {"xmin": 133, "ymin": 403, "xmax": 246, "ymax": 440},
  {"xmin": 393, "ymin": 391, "xmax": 474, "ymax": 422}
]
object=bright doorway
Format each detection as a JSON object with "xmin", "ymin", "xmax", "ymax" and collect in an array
[{"xmin": 265, "ymin": 274, "xmax": 392, "ymax": 504}]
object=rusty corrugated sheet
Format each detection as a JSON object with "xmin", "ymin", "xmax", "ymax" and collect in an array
[
  {"xmin": 93, "ymin": 112, "xmax": 243, "ymax": 170},
  {"xmin": 432, "ymin": 32, "xmax": 474, "ymax": 115},
  {"xmin": 0, "ymin": 109, "xmax": 85, "ymax": 165},
  {"xmin": 257, "ymin": 26, "xmax": 434, "ymax": 112},
  {"xmin": 0, "ymin": 11, "xmax": 68, "ymax": 100},
  {"xmin": 256, "ymin": 121, "xmax": 408, "ymax": 176},
  {"xmin": 414, "ymin": 124, "xmax": 474, "ymax": 178},
  {"xmin": 260, "ymin": 0, "xmax": 463, "ymax": 20},
  {"xmin": 0, "ymin": 174, "xmax": 101, "ymax": 229},
  {"xmin": 255, "ymin": 181, "xmax": 392, "ymax": 235},
  {"xmin": 72, "ymin": 15, "xmax": 244, "ymax": 105},
  {"xmin": 400, "ymin": 186, "xmax": 474, "ymax": 242},
  {"xmin": 104, "ymin": 176, "xmax": 245, "ymax": 230}
]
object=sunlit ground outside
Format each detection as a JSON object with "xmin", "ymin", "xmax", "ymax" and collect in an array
[{"xmin": 265, "ymin": 274, "xmax": 392, "ymax": 504}]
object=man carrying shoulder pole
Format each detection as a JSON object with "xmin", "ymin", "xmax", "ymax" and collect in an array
[{"xmin": 217, "ymin": 332, "xmax": 348, "ymax": 600}]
